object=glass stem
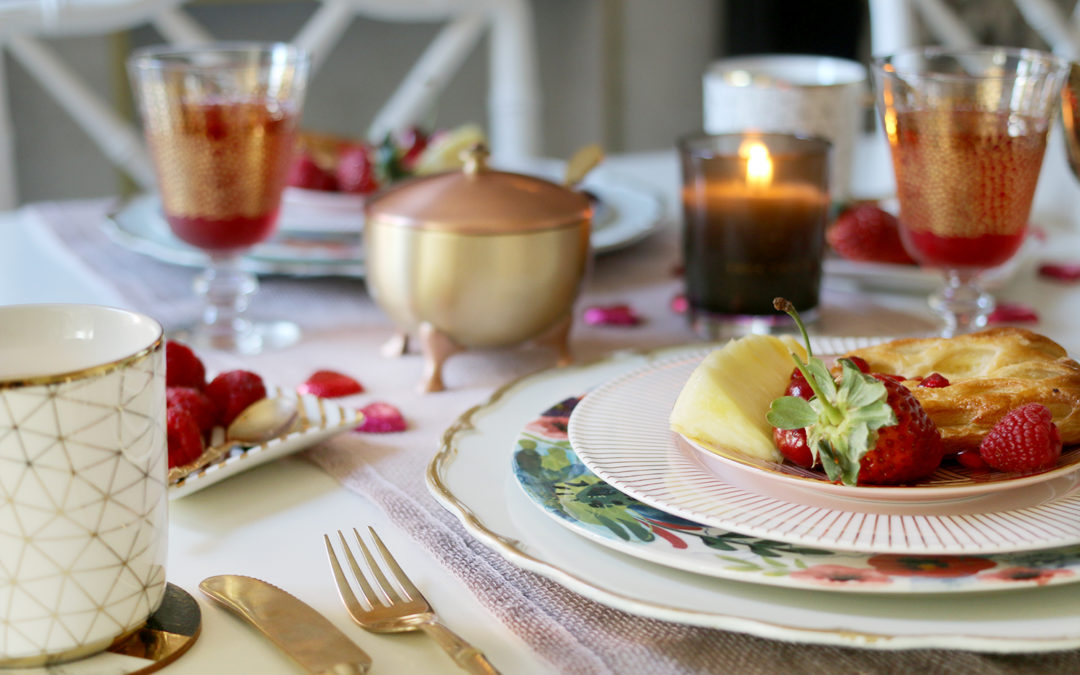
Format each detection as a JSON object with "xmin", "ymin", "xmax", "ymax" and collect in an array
[
  {"xmin": 929, "ymin": 269, "xmax": 994, "ymax": 338},
  {"xmin": 193, "ymin": 254, "xmax": 257, "ymax": 351}
]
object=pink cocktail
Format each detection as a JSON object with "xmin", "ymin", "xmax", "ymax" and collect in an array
[
  {"xmin": 873, "ymin": 48, "xmax": 1066, "ymax": 335},
  {"xmin": 130, "ymin": 43, "xmax": 309, "ymax": 353},
  {"xmin": 150, "ymin": 99, "xmax": 297, "ymax": 251}
]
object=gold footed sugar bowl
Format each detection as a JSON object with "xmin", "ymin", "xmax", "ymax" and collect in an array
[{"xmin": 364, "ymin": 144, "xmax": 593, "ymax": 392}]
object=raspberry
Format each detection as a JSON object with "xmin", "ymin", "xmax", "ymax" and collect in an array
[
  {"xmin": 166, "ymin": 340, "xmax": 206, "ymax": 389},
  {"xmin": 167, "ymin": 407, "xmax": 204, "ymax": 469},
  {"xmin": 167, "ymin": 386, "xmax": 218, "ymax": 438},
  {"xmin": 356, "ymin": 402, "xmax": 406, "ymax": 433},
  {"xmin": 297, "ymin": 370, "xmax": 364, "ymax": 398},
  {"xmin": 205, "ymin": 370, "xmax": 267, "ymax": 427},
  {"xmin": 919, "ymin": 372, "xmax": 950, "ymax": 388},
  {"xmin": 979, "ymin": 403, "xmax": 1062, "ymax": 473}
]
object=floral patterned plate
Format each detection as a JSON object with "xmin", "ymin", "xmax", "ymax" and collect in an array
[
  {"xmin": 515, "ymin": 395, "xmax": 1080, "ymax": 594},
  {"xmin": 429, "ymin": 344, "xmax": 1080, "ymax": 650}
]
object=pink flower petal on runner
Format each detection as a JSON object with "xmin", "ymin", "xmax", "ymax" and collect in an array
[
  {"xmin": 297, "ymin": 369, "xmax": 364, "ymax": 398},
  {"xmin": 356, "ymin": 402, "xmax": 406, "ymax": 433},
  {"xmin": 1038, "ymin": 263, "xmax": 1080, "ymax": 282},
  {"xmin": 583, "ymin": 304, "xmax": 642, "ymax": 326},
  {"xmin": 987, "ymin": 302, "xmax": 1038, "ymax": 325},
  {"xmin": 670, "ymin": 293, "xmax": 688, "ymax": 314}
]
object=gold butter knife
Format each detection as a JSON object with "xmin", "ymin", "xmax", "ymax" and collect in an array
[{"xmin": 201, "ymin": 575, "xmax": 371, "ymax": 675}]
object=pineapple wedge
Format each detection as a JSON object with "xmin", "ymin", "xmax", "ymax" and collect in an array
[{"xmin": 670, "ymin": 334, "xmax": 806, "ymax": 462}]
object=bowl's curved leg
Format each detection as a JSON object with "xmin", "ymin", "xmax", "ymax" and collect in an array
[
  {"xmin": 534, "ymin": 312, "xmax": 573, "ymax": 367},
  {"xmin": 418, "ymin": 322, "xmax": 463, "ymax": 393}
]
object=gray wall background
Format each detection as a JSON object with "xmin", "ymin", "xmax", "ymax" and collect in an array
[{"xmin": 4, "ymin": 1, "xmax": 722, "ymax": 205}]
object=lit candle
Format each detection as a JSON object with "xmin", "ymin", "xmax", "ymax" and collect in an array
[{"xmin": 679, "ymin": 133, "xmax": 831, "ymax": 326}]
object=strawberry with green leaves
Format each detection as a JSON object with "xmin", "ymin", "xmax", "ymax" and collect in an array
[{"xmin": 766, "ymin": 299, "xmax": 945, "ymax": 486}]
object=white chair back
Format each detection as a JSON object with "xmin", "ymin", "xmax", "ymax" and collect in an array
[{"xmin": 0, "ymin": 0, "xmax": 541, "ymax": 208}]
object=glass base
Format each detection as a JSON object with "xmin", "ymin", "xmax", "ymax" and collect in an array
[
  {"xmin": 170, "ymin": 319, "xmax": 300, "ymax": 355},
  {"xmin": 690, "ymin": 307, "xmax": 819, "ymax": 340},
  {"xmin": 929, "ymin": 270, "xmax": 994, "ymax": 338}
]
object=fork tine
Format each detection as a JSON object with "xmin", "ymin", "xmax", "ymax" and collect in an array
[
  {"xmin": 367, "ymin": 526, "xmax": 424, "ymax": 601},
  {"xmin": 352, "ymin": 527, "xmax": 405, "ymax": 604},
  {"xmin": 325, "ymin": 534, "xmax": 365, "ymax": 612},
  {"xmin": 337, "ymin": 530, "xmax": 383, "ymax": 608}
]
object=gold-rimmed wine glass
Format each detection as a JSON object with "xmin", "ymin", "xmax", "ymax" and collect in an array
[
  {"xmin": 129, "ymin": 42, "xmax": 309, "ymax": 353},
  {"xmin": 872, "ymin": 46, "xmax": 1068, "ymax": 336}
]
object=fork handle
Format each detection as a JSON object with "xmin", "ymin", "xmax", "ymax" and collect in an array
[{"xmin": 419, "ymin": 621, "xmax": 500, "ymax": 675}]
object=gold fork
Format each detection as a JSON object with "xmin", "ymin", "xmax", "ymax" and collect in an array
[{"xmin": 325, "ymin": 527, "xmax": 500, "ymax": 675}]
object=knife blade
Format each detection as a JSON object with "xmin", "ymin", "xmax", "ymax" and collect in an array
[{"xmin": 200, "ymin": 575, "xmax": 371, "ymax": 674}]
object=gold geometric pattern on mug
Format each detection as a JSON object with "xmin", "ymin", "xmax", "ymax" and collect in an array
[{"xmin": 0, "ymin": 362, "xmax": 166, "ymax": 655}]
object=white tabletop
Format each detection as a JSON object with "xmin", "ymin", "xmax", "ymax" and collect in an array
[
  {"xmin": 4, "ymin": 135, "xmax": 1080, "ymax": 673},
  {"xmin": 0, "ymin": 211, "xmax": 552, "ymax": 674}
]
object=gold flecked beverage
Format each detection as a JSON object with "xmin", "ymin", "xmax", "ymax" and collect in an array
[{"xmin": 142, "ymin": 97, "xmax": 298, "ymax": 252}]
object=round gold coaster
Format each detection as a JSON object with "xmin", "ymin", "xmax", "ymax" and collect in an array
[{"xmin": 49, "ymin": 583, "xmax": 202, "ymax": 674}]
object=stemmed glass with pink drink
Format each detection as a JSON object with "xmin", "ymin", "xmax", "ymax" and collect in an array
[
  {"xmin": 871, "ymin": 47, "xmax": 1067, "ymax": 336},
  {"xmin": 129, "ymin": 43, "xmax": 309, "ymax": 353}
]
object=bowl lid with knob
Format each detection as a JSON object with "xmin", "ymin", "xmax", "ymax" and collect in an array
[{"xmin": 363, "ymin": 143, "xmax": 591, "ymax": 235}]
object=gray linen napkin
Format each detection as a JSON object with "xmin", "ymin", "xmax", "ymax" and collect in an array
[{"xmin": 26, "ymin": 199, "xmax": 1080, "ymax": 674}]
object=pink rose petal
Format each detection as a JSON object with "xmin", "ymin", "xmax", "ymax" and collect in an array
[
  {"xmin": 356, "ymin": 402, "xmax": 406, "ymax": 433},
  {"xmin": 583, "ymin": 303, "xmax": 642, "ymax": 326},
  {"xmin": 297, "ymin": 369, "xmax": 364, "ymax": 398},
  {"xmin": 987, "ymin": 302, "xmax": 1039, "ymax": 325},
  {"xmin": 670, "ymin": 293, "xmax": 688, "ymax": 314},
  {"xmin": 1038, "ymin": 263, "xmax": 1080, "ymax": 282}
]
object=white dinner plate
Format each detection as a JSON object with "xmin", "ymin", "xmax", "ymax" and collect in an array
[
  {"xmin": 104, "ymin": 194, "xmax": 367, "ymax": 278},
  {"xmin": 511, "ymin": 392, "xmax": 1080, "ymax": 594},
  {"xmin": 428, "ymin": 346, "xmax": 1080, "ymax": 651},
  {"xmin": 169, "ymin": 386, "xmax": 363, "ymax": 499},
  {"xmin": 567, "ymin": 347, "xmax": 1080, "ymax": 555},
  {"xmin": 279, "ymin": 159, "xmax": 666, "ymax": 254},
  {"xmin": 821, "ymin": 218, "xmax": 1036, "ymax": 295},
  {"xmin": 494, "ymin": 158, "xmax": 666, "ymax": 254},
  {"xmin": 279, "ymin": 187, "xmax": 366, "ymax": 233}
]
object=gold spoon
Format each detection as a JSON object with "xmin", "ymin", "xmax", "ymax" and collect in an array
[{"xmin": 563, "ymin": 143, "xmax": 604, "ymax": 188}]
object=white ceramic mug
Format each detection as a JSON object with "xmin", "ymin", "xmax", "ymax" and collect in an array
[
  {"xmin": 0, "ymin": 304, "xmax": 167, "ymax": 666},
  {"xmin": 703, "ymin": 54, "xmax": 868, "ymax": 200}
]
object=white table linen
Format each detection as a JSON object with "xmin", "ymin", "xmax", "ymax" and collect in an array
[{"xmin": 4, "ymin": 144, "xmax": 1080, "ymax": 673}]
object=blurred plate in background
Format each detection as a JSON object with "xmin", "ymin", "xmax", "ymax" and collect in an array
[{"xmin": 104, "ymin": 161, "xmax": 666, "ymax": 277}]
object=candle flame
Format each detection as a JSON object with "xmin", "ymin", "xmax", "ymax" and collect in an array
[{"xmin": 739, "ymin": 140, "xmax": 773, "ymax": 189}]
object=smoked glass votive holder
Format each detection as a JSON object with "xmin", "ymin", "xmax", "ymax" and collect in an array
[{"xmin": 677, "ymin": 132, "xmax": 831, "ymax": 338}]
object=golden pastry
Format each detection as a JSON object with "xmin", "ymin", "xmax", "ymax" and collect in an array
[{"xmin": 840, "ymin": 327, "xmax": 1080, "ymax": 451}]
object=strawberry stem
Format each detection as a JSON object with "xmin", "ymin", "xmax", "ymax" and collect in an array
[
  {"xmin": 773, "ymin": 297, "xmax": 812, "ymax": 359},
  {"xmin": 774, "ymin": 297, "xmax": 842, "ymax": 425}
]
